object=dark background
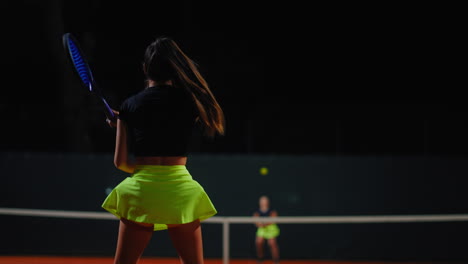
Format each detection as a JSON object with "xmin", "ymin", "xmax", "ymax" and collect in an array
[
  {"xmin": 1, "ymin": 0, "xmax": 464, "ymax": 157},
  {"xmin": 1, "ymin": 0, "xmax": 467, "ymax": 262}
]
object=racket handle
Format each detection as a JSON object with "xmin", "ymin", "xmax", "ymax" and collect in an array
[
  {"xmin": 101, "ymin": 97, "xmax": 117, "ymax": 122},
  {"xmin": 88, "ymin": 83, "xmax": 116, "ymax": 122}
]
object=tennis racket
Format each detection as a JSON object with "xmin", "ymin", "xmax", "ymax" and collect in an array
[{"xmin": 62, "ymin": 33, "xmax": 116, "ymax": 122}]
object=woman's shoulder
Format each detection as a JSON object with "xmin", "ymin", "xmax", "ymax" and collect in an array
[
  {"xmin": 119, "ymin": 89, "xmax": 150, "ymax": 117},
  {"xmin": 120, "ymin": 87, "xmax": 160, "ymax": 106},
  {"xmin": 120, "ymin": 93, "xmax": 137, "ymax": 111},
  {"xmin": 120, "ymin": 85, "xmax": 192, "ymax": 113}
]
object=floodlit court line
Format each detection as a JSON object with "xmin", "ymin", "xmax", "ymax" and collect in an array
[{"xmin": 2, "ymin": 207, "xmax": 468, "ymax": 264}]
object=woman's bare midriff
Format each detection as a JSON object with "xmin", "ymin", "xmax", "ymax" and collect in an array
[{"xmin": 135, "ymin": 156, "xmax": 187, "ymax": 165}]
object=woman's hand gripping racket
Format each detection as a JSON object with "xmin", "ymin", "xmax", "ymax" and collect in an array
[{"xmin": 62, "ymin": 33, "xmax": 117, "ymax": 123}]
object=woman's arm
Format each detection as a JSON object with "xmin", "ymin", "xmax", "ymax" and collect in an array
[
  {"xmin": 264, "ymin": 210, "xmax": 278, "ymax": 226},
  {"xmin": 113, "ymin": 119, "xmax": 135, "ymax": 173},
  {"xmin": 253, "ymin": 211, "xmax": 264, "ymax": 228}
]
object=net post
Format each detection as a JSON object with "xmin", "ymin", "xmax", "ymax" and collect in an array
[{"xmin": 222, "ymin": 218, "xmax": 230, "ymax": 264}]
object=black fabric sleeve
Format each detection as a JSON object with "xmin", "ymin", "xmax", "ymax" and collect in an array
[{"xmin": 118, "ymin": 98, "xmax": 130, "ymax": 121}]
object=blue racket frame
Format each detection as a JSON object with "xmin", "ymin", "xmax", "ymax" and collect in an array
[{"xmin": 62, "ymin": 33, "xmax": 116, "ymax": 121}]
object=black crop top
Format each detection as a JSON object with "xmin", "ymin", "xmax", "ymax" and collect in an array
[
  {"xmin": 256, "ymin": 208, "xmax": 274, "ymax": 217},
  {"xmin": 118, "ymin": 85, "xmax": 197, "ymax": 157}
]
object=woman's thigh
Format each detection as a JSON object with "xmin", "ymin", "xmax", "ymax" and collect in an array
[
  {"xmin": 168, "ymin": 220, "xmax": 204, "ymax": 264},
  {"xmin": 114, "ymin": 218, "xmax": 154, "ymax": 264}
]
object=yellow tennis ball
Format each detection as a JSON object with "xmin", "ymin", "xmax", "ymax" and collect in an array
[{"xmin": 260, "ymin": 167, "xmax": 269, "ymax": 175}]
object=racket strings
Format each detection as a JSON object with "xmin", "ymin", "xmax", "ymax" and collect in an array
[
  {"xmin": 68, "ymin": 39, "xmax": 92, "ymax": 89},
  {"xmin": 64, "ymin": 33, "xmax": 115, "ymax": 120}
]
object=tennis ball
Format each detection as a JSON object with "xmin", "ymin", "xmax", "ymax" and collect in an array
[{"xmin": 260, "ymin": 167, "xmax": 269, "ymax": 175}]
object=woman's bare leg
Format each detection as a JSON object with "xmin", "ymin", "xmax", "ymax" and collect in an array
[
  {"xmin": 168, "ymin": 219, "xmax": 204, "ymax": 264},
  {"xmin": 255, "ymin": 236, "xmax": 265, "ymax": 261},
  {"xmin": 114, "ymin": 218, "xmax": 154, "ymax": 264},
  {"xmin": 267, "ymin": 238, "xmax": 280, "ymax": 263}
]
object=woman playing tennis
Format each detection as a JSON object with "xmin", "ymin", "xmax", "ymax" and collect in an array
[
  {"xmin": 254, "ymin": 195, "xmax": 280, "ymax": 264},
  {"xmin": 102, "ymin": 36, "xmax": 224, "ymax": 264}
]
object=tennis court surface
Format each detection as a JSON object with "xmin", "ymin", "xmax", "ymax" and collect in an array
[{"xmin": 0, "ymin": 257, "xmax": 461, "ymax": 264}]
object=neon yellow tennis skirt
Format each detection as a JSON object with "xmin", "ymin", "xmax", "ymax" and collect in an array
[
  {"xmin": 256, "ymin": 224, "xmax": 280, "ymax": 239},
  {"xmin": 102, "ymin": 165, "xmax": 217, "ymax": 231}
]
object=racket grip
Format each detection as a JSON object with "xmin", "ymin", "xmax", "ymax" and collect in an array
[
  {"xmin": 105, "ymin": 110, "xmax": 117, "ymax": 122},
  {"xmin": 101, "ymin": 97, "xmax": 117, "ymax": 122}
]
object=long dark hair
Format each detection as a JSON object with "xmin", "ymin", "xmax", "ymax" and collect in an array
[{"xmin": 143, "ymin": 36, "xmax": 225, "ymax": 137}]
